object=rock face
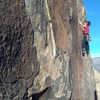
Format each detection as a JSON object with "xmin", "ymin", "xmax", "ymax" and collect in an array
[
  {"xmin": 94, "ymin": 69, "xmax": 100, "ymax": 100},
  {"xmin": 0, "ymin": 0, "xmax": 95, "ymax": 100},
  {"xmin": 92, "ymin": 57, "xmax": 100, "ymax": 73}
]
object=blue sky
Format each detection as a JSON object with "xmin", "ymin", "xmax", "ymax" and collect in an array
[{"xmin": 82, "ymin": 0, "xmax": 100, "ymax": 58}]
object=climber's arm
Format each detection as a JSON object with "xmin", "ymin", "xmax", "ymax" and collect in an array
[{"xmin": 78, "ymin": 20, "xmax": 86, "ymax": 27}]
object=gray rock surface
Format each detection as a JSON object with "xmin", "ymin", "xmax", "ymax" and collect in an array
[
  {"xmin": 0, "ymin": 0, "xmax": 95, "ymax": 100},
  {"xmin": 94, "ymin": 69, "xmax": 100, "ymax": 100},
  {"xmin": 92, "ymin": 57, "xmax": 100, "ymax": 73}
]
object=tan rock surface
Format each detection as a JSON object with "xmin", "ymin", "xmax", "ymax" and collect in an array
[{"xmin": 0, "ymin": 0, "xmax": 96, "ymax": 100}]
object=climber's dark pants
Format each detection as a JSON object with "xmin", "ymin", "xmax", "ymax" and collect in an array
[{"xmin": 82, "ymin": 36, "xmax": 89, "ymax": 54}]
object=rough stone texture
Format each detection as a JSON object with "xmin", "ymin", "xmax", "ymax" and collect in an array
[
  {"xmin": 92, "ymin": 57, "xmax": 100, "ymax": 73},
  {"xmin": 94, "ymin": 69, "xmax": 100, "ymax": 100},
  {"xmin": 0, "ymin": 0, "xmax": 95, "ymax": 100},
  {"xmin": 0, "ymin": 0, "xmax": 39, "ymax": 99}
]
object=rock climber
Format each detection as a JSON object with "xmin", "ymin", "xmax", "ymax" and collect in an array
[{"xmin": 78, "ymin": 20, "xmax": 91, "ymax": 56}]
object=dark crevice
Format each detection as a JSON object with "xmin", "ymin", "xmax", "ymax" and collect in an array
[
  {"xmin": 94, "ymin": 90, "xmax": 98, "ymax": 100},
  {"xmin": 31, "ymin": 87, "xmax": 48, "ymax": 100},
  {"xmin": 23, "ymin": 87, "xmax": 49, "ymax": 100}
]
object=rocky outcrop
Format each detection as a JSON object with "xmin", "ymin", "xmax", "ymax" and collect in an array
[
  {"xmin": 0, "ymin": 0, "xmax": 95, "ymax": 100},
  {"xmin": 94, "ymin": 69, "xmax": 100, "ymax": 100},
  {"xmin": 92, "ymin": 57, "xmax": 100, "ymax": 73}
]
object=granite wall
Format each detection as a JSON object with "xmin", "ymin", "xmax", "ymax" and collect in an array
[{"xmin": 0, "ymin": 0, "xmax": 95, "ymax": 100}]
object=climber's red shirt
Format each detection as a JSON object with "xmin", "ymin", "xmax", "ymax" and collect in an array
[{"xmin": 83, "ymin": 24, "xmax": 89, "ymax": 36}]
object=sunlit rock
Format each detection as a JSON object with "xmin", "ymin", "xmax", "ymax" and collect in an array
[{"xmin": 0, "ymin": 0, "xmax": 95, "ymax": 100}]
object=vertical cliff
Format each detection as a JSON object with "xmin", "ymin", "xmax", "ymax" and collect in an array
[{"xmin": 0, "ymin": 0, "xmax": 95, "ymax": 100}]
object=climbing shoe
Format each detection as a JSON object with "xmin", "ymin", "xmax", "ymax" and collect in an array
[
  {"xmin": 82, "ymin": 53, "xmax": 85, "ymax": 57},
  {"xmin": 86, "ymin": 51, "xmax": 89, "ymax": 56}
]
